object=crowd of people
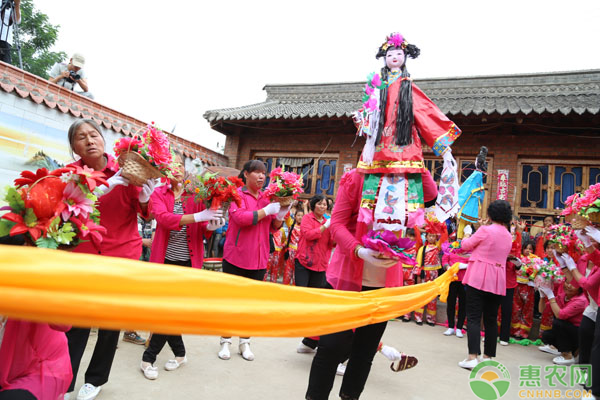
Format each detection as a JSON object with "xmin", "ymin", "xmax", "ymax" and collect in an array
[{"xmin": 3, "ymin": 30, "xmax": 600, "ymax": 400}]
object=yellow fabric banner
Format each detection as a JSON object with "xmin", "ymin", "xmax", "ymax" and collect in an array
[{"xmin": 0, "ymin": 246, "xmax": 458, "ymax": 337}]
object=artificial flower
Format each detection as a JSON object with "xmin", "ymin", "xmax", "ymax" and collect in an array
[
  {"xmin": 71, "ymin": 165, "xmax": 109, "ymax": 192},
  {"xmin": 362, "ymin": 230, "xmax": 415, "ymax": 264},
  {"xmin": 61, "ymin": 182, "xmax": 94, "ymax": 221},
  {"xmin": 387, "ymin": 33, "xmax": 405, "ymax": 48}
]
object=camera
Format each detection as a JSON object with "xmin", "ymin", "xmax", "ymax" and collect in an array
[{"xmin": 69, "ymin": 70, "xmax": 81, "ymax": 81}]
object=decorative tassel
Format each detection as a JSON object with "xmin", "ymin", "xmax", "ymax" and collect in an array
[{"xmin": 361, "ymin": 132, "xmax": 377, "ymax": 166}]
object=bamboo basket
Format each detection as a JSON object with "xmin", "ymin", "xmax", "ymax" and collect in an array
[
  {"xmin": 570, "ymin": 214, "xmax": 590, "ymax": 230},
  {"xmin": 118, "ymin": 151, "xmax": 163, "ymax": 186},
  {"xmin": 273, "ymin": 195, "xmax": 295, "ymax": 207}
]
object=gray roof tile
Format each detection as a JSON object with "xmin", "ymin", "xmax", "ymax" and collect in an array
[{"xmin": 204, "ymin": 70, "xmax": 600, "ymax": 122}]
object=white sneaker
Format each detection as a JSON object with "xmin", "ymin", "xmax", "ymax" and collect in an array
[
  {"xmin": 539, "ymin": 344, "xmax": 561, "ymax": 356},
  {"xmin": 443, "ymin": 328, "xmax": 455, "ymax": 336},
  {"xmin": 140, "ymin": 361, "xmax": 158, "ymax": 380},
  {"xmin": 164, "ymin": 356, "xmax": 187, "ymax": 371},
  {"xmin": 64, "ymin": 394, "xmax": 72, "ymax": 400},
  {"xmin": 77, "ymin": 383, "xmax": 101, "ymax": 400},
  {"xmin": 239, "ymin": 339, "xmax": 254, "ymax": 361},
  {"xmin": 297, "ymin": 342, "xmax": 317, "ymax": 353},
  {"xmin": 499, "ymin": 340, "xmax": 509, "ymax": 346},
  {"xmin": 553, "ymin": 355, "xmax": 575, "ymax": 365},
  {"xmin": 218, "ymin": 338, "xmax": 231, "ymax": 360},
  {"xmin": 458, "ymin": 358, "xmax": 479, "ymax": 370},
  {"xmin": 336, "ymin": 363, "xmax": 346, "ymax": 376},
  {"xmin": 456, "ymin": 329, "xmax": 464, "ymax": 338}
]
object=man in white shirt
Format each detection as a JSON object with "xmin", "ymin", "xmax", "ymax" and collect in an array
[
  {"xmin": 49, "ymin": 53, "xmax": 94, "ymax": 99},
  {"xmin": 0, "ymin": 0, "xmax": 20, "ymax": 64}
]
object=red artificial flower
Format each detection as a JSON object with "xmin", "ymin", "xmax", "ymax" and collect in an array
[
  {"xmin": 72, "ymin": 165, "xmax": 109, "ymax": 191},
  {"xmin": 14, "ymin": 167, "xmax": 74, "ymax": 188},
  {"xmin": 2, "ymin": 212, "xmax": 51, "ymax": 241},
  {"xmin": 72, "ymin": 216, "xmax": 107, "ymax": 245}
]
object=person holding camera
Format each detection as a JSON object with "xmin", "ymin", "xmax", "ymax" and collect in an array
[
  {"xmin": 49, "ymin": 53, "xmax": 93, "ymax": 99},
  {"xmin": 0, "ymin": 0, "xmax": 20, "ymax": 64}
]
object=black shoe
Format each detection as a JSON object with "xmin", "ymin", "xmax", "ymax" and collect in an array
[
  {"xmin": 416, "ymin": 320, "xmax": 423, "ymax": 326},
  {"xmin": 426, "ymin": 321, "xmax": 436, "ymax": 327},
  {"xmin": 402, "ymin": 318, "xmax": 411, "ymax": 323}
]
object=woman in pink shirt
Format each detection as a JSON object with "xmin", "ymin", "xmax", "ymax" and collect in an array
[
  {"xmin": 218, "ymin": 160, "xmax": 289, "ymax": 362},
  {"xmin": 538, "ymin": 281, "xmax": 588, "ymax": 365},
  {"xmin": 64, "ymin": 119, "xmax": 158, "ymax": 400},
  {"xmin": 458, "ymin": 200, "xmax": 513, "ymax": 370},
  {"xmin": 140, "ymin": 153, "xmax": 223, "ymax": 380},
  {"xmin": 295, "ymin": 195, "xmax": 333, "ymax": 352}
]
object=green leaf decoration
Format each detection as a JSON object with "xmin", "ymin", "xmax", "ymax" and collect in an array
[
  {"xmin": 23, "ymin": 208, "xmax": 37, "ymax": 226},
  {"xmin": 0, "ymin": 220, "xmax": 16, "ymax": 236},
  {"xmin": 5, "ymin": 187, "xmax": 25, "ymax": 213},
  {"xmin": 35, "ymin": 236, "xmax": 59, "ymax": 249},
  {"xmin": 362, "ymin": 94, "xmax": 369, "ymax": 102}
]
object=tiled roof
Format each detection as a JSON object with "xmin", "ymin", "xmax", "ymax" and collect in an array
[
  {"xmin": 0, "ymin": 61, "xmax": 227, "ymax": 166},
  {"xmin": 204, "ymin": 69, "xmax": 600, "ymax": 122}
]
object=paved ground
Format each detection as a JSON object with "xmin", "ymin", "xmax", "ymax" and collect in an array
[{"xmin": 71, "ymin": 319, "xmax": 586, "ymax": 400}]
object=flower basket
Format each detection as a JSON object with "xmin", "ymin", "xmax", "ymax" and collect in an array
[
  {"xmin": 589, "ymin": 211, "xmax": 600, "ymax": 224},
  {"xmin": 113, "ymin": 123, "xmax": 176, "ymax": 186},
  {"xmin": 554, "ymin": 243, "xmax": 568, "ymax": 254},
  {"xmin": 185, "ymin": 172, "xmax": 243, "ymax": 210},
  {"xmin": 570, "ymin": 214, "xmax": 590, "ymax": 230},
  {"xmin": 117, "ymin": 151, "xmax": 163, "ymax": 186},
  {"xmin": 273, "ymin": 195, "xmax": 295, "ymax": 207},
  {"xmin": 362, "ymin": 230, "xmax": 415, "ymax": 264}
]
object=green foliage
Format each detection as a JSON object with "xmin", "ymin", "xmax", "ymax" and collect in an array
[
  {"xmin": 46, "ymin": 218, "xmax": 76, "ymax": 244},
  {"xmin": 23, "ymin": 207, "xmax": 37, "ymax": 226},
  {"xmin": 35, "ymin": 236, "xmax": 58, "ymax": 249},
  {"xmin": 4, "ymin": 187, "xmax": 25, "ymax": 213},
  {"xmin": 0, "ymin": 220, "xmax": 16, "ymax": 236},
  {"xmin": 17, "ymin": 0, "xmax": 67, "ymax": 78}
]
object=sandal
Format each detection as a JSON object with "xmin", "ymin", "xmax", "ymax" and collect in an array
[{"xmin": 390, "ymin": 354, "xmax": 418, "ymax": 372}]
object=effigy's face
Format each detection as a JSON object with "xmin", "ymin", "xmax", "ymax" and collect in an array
[{"xmin": 385, "ymin": 48, "xmax": 405, "ymax": 71}]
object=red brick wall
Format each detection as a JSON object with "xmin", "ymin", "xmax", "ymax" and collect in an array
[{"xmin": 224, "ymin": 120, "xmax": 600, "ymax": 211}]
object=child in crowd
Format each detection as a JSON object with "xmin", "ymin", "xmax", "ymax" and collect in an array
[
  {"xmin": 282, "ymin": 209, "xmax": 304, "ymax": 285},
  {"xmin": 264, "ymin": 227, "xmax": 286, "ymax": 282},
  {"xmin": 414, "ymin": 219, "xmax": 447, "ymax": 326},
  {"xmin": 441, "ymin": 231, "xmax": 470, "ymax": 337},
  {"xmin": 510, "ymin": 242, "xmax": 538, "ymax": 339}
]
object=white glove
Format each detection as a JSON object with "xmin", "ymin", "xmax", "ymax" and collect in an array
[
  {"xmin": 139, "ymin": 178, "xmax": 159, "ymax": 203},
  {"xmin": 511, "ymin": 258, "xmax": 523, "ymax": 267},
  {"xmin": 561, "ymin": 254, "xmax": 577, "ymax": 271},
  {"xmin": 97, "ymin": 169, "xmax": 129, "ymax": 196},
  {"xmin": 585, "ymin": 226, "xmax": 600, "ymax": 244},
  {"xmin": 576, "ymin": 229, "xmax": 593, "ymax": 248},
  {"xmin": 553, "ymin": 250, "xmax": 566, "ymax": 268},
  {"xmin": 207, "ymin": 217, "xmax": 226, "ymax": 231},
  {"xmin": 540, "ymin": 286, "xmax": 555, "ymax": 300},
  {"xmin": 539, "ymin": 289, "xmax": 546, "ymax": 299},
  {"xmin": 463, "ymin": 225, "xmax": 473, "ymax": 236},
  {"xmin": 276, "ymin": 204, "xmax": 292, "ymax": 221},
  {"xmin": 194, "ymin": 208, "xmax": 224, "ymax": 223},
  {"xmin": 458, "ymin": 262, "xmax": 468, "ymax": 270},
  {"xmin": 380, "ymin": 345, "xmax": 401, "ymax": 362},
  {"xmin": 323, "ymin": 218, "xmax": 331, "ymax": 229},
  {"xmin": 263, "ymin": 202, "xmax": 281, "ymax": 216},
  {"xmin": 357, "ymin": 247, "xmax": 397, "ymax": 268}
]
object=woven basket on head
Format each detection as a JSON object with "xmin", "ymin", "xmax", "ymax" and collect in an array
[
  {"xmin": 118, "ymin": 151, "xmax": 163, "ymax": 186},
  {"xmin": 273, "ymin": 195, "xmax": 295, "ymax": 207}
]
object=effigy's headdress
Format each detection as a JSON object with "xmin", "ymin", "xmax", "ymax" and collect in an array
[{"xmin": 375, "ymin": 32, "xmax": 420, "ymax": 60}]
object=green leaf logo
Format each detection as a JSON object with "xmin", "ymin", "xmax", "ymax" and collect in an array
[{"xmin": 468, "ymin": 360, "xmax": 511, "ymax": 400}]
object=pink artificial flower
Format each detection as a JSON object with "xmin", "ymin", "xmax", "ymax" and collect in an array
[
  {"xmin": 371, "ymin": 74, "xmax": 382, "ymax": 88},
  {"xmin": 269, "ymin": 167, "xmax": 283, "ymax": 179},
  {"xmin": 144, "ymin": 126, "xmax": 172, "ymax": 166},
  {"xmin": 61, "ymin": 182, "xmax": 94, "ymax": 221},
  {"xmin": 364, "ymin": 97, "xmax": 378, "ymax": 112},
  {"xmin": 387, "ymin": 33, "xmax": 404, "ymax": 48},
  {"xmin": 364, "ymin": 84, "xmax": 374, "ymax": 95},
  {"xmin": 114, "ymin": 136, "xmax": 142, "ymax": 157},
  {"xmin": 282, "ymin": 171, "xmax": 300, "ymax": 185},
  {"xmin": 72, "ymin": 216, "xmax": 107, "ymax": 245}
]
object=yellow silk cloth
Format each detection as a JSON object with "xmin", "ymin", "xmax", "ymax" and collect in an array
[{"xmin": 0, "ymin": 246, "xmax": 458, "ymax": 337}]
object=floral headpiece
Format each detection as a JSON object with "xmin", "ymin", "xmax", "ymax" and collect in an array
[
  {"xmin": 0, "ymin": 167, "xmax": 107, "ymax": 249},
  {"xmin": 424, "ymin": 216, "xmax": 445, "ymax": 235},
  {"xmin": 378, "ymin": 32, "xmax": 408, "ymax": 56}
]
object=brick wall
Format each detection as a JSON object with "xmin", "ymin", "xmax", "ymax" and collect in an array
[{"xmin": 224, "ymin": 117, "xmax": 600, "ymax": 212}]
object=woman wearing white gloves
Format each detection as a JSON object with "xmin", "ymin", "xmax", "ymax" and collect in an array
[
  {"xmin": 538, "ymin": 281, "xmax": 588, "ymax": 365},
  {"xmin": 218, "ymin": 160, "xmax": 290, "ymax": 361},
  {"xmin": 140, "ymin": 153, "xmax": 223, "ymax": 380},
  {"xmin": 64, "ymin": 119, "xmax": 159, "ymax": 400},
  {"xmin": 558, "ymin": 226, "xmax": 600, "ymax": 396}
]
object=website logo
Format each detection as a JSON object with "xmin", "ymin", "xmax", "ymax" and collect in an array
[{"xmin": 469, "ymin": 360, "xmax": 511, "ymax": 400}]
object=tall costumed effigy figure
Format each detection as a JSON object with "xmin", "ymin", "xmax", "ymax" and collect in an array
[{"xmin": 306, "ymin": 33, "xmax": 462, "ymax": 400}]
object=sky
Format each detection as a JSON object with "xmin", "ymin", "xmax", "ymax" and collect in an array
[{"xmin": 32, "ymin": 0, "xmax": 600, "ymax": 153}]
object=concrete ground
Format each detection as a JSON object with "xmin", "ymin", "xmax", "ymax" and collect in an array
[{"xmin": 72, "ymin": 319, "xmax": 582, "ymax": 400}]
